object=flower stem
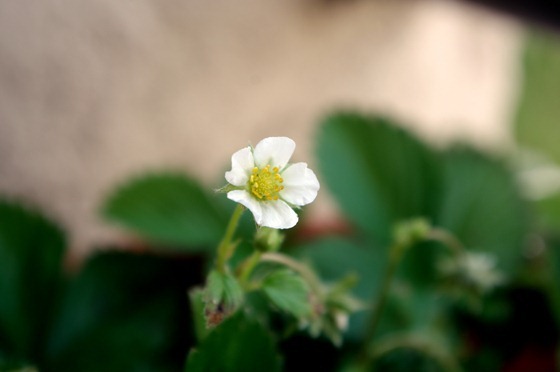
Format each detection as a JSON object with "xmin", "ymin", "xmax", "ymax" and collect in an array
[
  {"xmin": 362, "ymin": 242, "xmax": 403, "ymax": 347},
  {"xmin": 427, "ymin": 228, "xmax": 464, "ymax": 256},
  {"xmin": 370, "ymin": 333, "xmax": 462, "ymax": 372},
  {"xmin": 260, "ymin": 252, "xmax": 323, "ymax": 295},
  {"xmin": 238, "ymin": 250, "xmax": 262, "ymax": 288},
  {"xmin": 358, "ymin": 226, "xmax": 466, "ymax": 366},
  {"xmin": 216, "ymin": 204, "xmax": 245, "ymax": 273}
]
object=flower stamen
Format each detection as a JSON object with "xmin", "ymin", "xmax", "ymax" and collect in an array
[{"xmin": 249, "ymin": 165, "xmax": 284, "ymax": 201}]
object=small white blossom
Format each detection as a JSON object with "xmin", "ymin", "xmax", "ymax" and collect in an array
[
  {"xmin": 439, "ymin": 251, "xmax": 505, "ymax": 293},
  {"xmin": 225, "ymin": 137, "xmax": 320, "ymax": 229}
]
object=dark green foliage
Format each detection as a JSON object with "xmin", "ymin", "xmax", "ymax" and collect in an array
[
  {"xmin": 437, "ymin": 147, "xmax": 527, "ymax": 272},
  {"xmin": 315, "ymin": 112, "xmax": 527, "ymax": 278},
  {"xmin": 0, "ymin": 200, "xmax": 66, "ymax": 363},
  {"xmin": 371, "ymin": 346, "xmax": 447, "ymax": 372},
  {"xmin": 45, "ymin": 251, "xmax": 200, "ymax": 372},
  {"xmin": 316, "ymin": 113, "xmax": 442, "ymax": 248},
  {"xmin": 0, "ymin": 199, "xmax": 202, "ymax": 371},
  {"xmin": 185, "ymin": 313, "xmax": 282, "ymax": 372},
  {"xmin": 103, "ymin": 173, "xmax": 227, "ymax": 251}
]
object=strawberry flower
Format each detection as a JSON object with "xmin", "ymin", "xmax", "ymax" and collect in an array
[{"xmin": 225, "ymin": 137, "xmax": 320, "ymax": 229}]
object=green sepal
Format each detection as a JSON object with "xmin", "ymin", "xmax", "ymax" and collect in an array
[
  {"xmin": 214, "ymin": 183, "xmax": 241, "ymax": 194},
  {"xmin": 254, "ymin": 227, "xmax": 284, "ymax": 252},
  {"xmin": 203, "ymin": 270, "xmax": 244, "ymax": 327}
]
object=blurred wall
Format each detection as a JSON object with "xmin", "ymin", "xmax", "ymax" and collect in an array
[{"xmin": 0, "ymin": 0, "xmax": 522, "ymax": 257}]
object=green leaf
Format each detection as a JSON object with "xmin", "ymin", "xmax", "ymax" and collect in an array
[
  {"xmin": 102, "ymin": 172, "xmax": 227, "ymax": 251},
  {"xmin": 295, "ymin": 237, "xmax": 381, "ymax": 300},
  {"xmin": 0, "ymin": 200, "xmax": 66, "ymax": 362},
  {"xmin": 316, "ymin": 112, "xmax": 442, "ymax": 247},
  {"xmin": 261, "ymin": 269, "xmax": 311, "ymax": 318},
  {"xmin": 185, "ymin": 313, "xmax": 282, "ymax": 372},
  {"xmin": 45, "ymin": 250, "xmax": 199, "ymax": 372},
  {"xmin": 437, "ymin": 147, "xmax": 528, "ymax": 272},
  {"xmin": 515, "ymin": 31, "xmax": 560, "ymax": 164}
]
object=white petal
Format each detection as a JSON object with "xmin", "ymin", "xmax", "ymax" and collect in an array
[
  {"xmin": 259, "ymin": 200, "xmax": 298, "ymax": 229},
  {"xmin": 227, "ymin": 190, "xmax": 262, "ymax": 222},
  {"xmin": 253, "ymin": 137, "xmax": 295, "ymax": 169},
  {"xmin": 280, "ymin": 162, "xmax": 320, "ymax": 206},
  {"xmin": 225, "ymin": 146, "xmax": 254, "ymax": 186}
]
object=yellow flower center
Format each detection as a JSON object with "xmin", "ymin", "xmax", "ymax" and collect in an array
[{"xmin": 249, "ymin": 165, "xmax": 284, "ymax": 201}]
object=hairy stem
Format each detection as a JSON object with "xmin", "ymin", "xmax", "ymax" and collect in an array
[
  {"xmin": 237, "ymin": 250, "xmax": 262, "ymax": 288},
  {"xmin": 260, "ymin": 252, "xmax": 323, "ymax": 295},
  {"xmin": 216, "ymin": 204, "xmax": 245, "ymax": 273}
]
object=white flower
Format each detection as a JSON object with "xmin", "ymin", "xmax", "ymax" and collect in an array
[
  {"xmin": 439, "ymin": 251, "xmax": 505, "ymax": 293},
  {"xmin": 225, "ymin": 137, "xmax": 320, "ymax": 229},
  {"xmin": 460, "ymin": 252, "xmax": 505, "ymax": 292}
]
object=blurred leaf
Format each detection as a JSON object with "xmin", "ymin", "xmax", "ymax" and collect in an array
[
  {"xmin": 102, "ymin": 173, "xmax": 227, "ymax": 251},
  {"xmin": 185, "ymin": 313, "xmax": 282, "ymax": 372},
  {"xmin": 437, "ymin": 147, "xmax": 528, "ymax": 272},
  {"xmin": 388, "ymin": 287, "xmax": 448, "ymax": 332},
  {"xmin": 535, "ymin": 193, "xmax": 560, "ymax": 231},
  {"xmin": 0, "ymin": 200, "xmax": 66, "ymax": 362},
  {"xmin": 45, "ymin": 251, "xmax": 199, "ymax": 372},
  {"xmin": 398, "ymin": 241, "xmax": 447, "ymax": 289},
  {"xmin": 515, "ymin": 31, "xmax": 560, "ymax": 164},
  {"xmin": 261, "ymin": 269, "xmax": 311, "ymax": 318},
  {"xmin": 316, "ymin": 112, "xmax": 442, "ymax": 247},
  {"xmin": 371, "ymin": 342, "xmax": 452, "ymax": 372},
  {"xmin": 295, "ymin": 237, "xmax": 381, "ymax": 300}
]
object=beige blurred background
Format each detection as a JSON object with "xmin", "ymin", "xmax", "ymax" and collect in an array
[{"xmin": 0, "ymin": 0, "xmax": 523, "ymax": 258}]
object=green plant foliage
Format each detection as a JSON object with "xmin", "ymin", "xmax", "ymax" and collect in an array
[
  {"xmin": 437, "ymin": 147, "xmax": 527, "ymax": 272},
  {"xmin": 379, "ymin": 287, "xmax": 451, "ymax": 338},
  {"xmin": 514, "ymin": 31, "xmax": 560, "ymax": 231},
  {"xmin": 295, "ymin": 237, "xmax": 381, "ymax": 300},
  {"xmin": 0, "ymin": 200, "xmax": 66, "ymax": 363},
  {"xmin": 102, "ymin": 173, "xmax": 227, "ymax": 250},
  {"xmin": 316, "ymin": 112, "xmax": 527, "ymax": 277},
  {"xmin": 185, "ymin": 313, "xmax": 282, "ymax": 372},
  {"xmin": 205, "ymin": 270, "xmax": 244, "ymax": 313},
  {"xmin": 515, "ymin": 32, "xmax": 560, "ymax": 164},
  {"xmin": 261, "ymin": 269, "xmax": 311, "ymax": 318},
  {"xmin": 316, "ymin": 112, "xmax": 442, "ymax": 248},
  {"xmin": 45, "ymin": 251, "xmax": 198, "ymax": 372},
  {"xmin": 371, "ymin": 344, "xmax": 450, "ymax": 372},
  {"xmin": 294, "ymin": 237, "xmax": 382, "ymax": 340}
]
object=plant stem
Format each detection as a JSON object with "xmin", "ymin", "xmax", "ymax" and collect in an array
[
  {"xmin": 362, "ymin": 227, "xmax": 464, "ymax": 347},
  {"xmin": 370, "ymin": 333, "xmax": 462, "ymax": 372},
  {"xmin": 216, "ymin": 204, "xmax": 244, "ymax": 273},
  {"xmin": 238, "ymin": 250, "xmax": 262, "ymax": 288},
  {"xmin": 428, "ymin": 228, "xmax": 464, "ymax": 256},
  {"xmin": 362, "ymin": 243, "xmax": 402, "ymax": 347},
  {"xmin": 260, "ymin": 252, "xmax": 323, "ymax": 295}
]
